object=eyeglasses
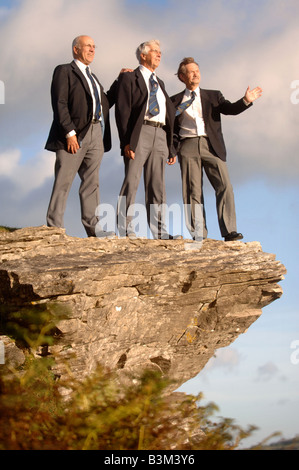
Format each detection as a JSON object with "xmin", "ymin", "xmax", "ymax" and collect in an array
[
  {"xmin": 81, "ymin": 44, "xmax": 97, "ymax": 50},
  {"xmin": 149, "ymin": 49, "xmax": 162, "ymax": 55}
]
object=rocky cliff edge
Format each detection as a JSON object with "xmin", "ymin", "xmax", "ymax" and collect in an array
[{"xmin": 0, "ymin": 226, "xmax": 286, "ymax": 390}]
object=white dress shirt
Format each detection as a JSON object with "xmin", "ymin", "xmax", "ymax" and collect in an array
[
  {"xmin": 66, "ymin": 59, "xmax": 102, "ymax": 138},
  {"xmin": 139, "ymin": 65, "xmax": 166, "ymax": 125},
  {"xmin": 179, "ymin": 87, "xmax": 207, "ymax": 139}
]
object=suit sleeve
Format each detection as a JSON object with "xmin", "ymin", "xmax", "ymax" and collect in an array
[
  {"xmin": 50, "ymin": 65, "xmax": 76, "ymax": 136},
  {"xmin": 217, "ymin": 91, "xmax": 252, "ymax": 115},
  {"xmin": 115, "ymin": 73, "xmax": 133, "ymax": 150},
  {"xmin": 106, "ymin": 79, "xmax": 119, "ymax": 108}
]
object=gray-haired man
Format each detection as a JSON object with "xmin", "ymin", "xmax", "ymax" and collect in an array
[{"xmin": 115, "ymin": 40, "xmax": 177, "ymax": 239}]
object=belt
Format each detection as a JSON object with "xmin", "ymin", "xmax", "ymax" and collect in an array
[
  {"xmin": 143, "ymin": 120, "xmax": 165, "ymax": 129},
  {"xmin": 181, "ymin": 135, "xmax": 208, "ymax": 141},
  {"xmin": 92, "ymin": 118, "xmax": 101, "ymax": 124}
]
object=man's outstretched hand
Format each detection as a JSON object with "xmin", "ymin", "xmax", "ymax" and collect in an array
[{"xmin": 244, "ymin": 86, "xmax": 263, "ymax": 103}]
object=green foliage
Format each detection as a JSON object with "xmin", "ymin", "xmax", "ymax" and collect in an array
[
  {"xmin": 0, "ymin": 303, "xmax": 67, "ymax": 350},
  {"xmin": 0, "ymin": 230, "xmax": 283, "ymax": 450},
  {"xmin": 0, "ymin": 353, "xmax": 258, "ymax": 450},
  {"xmin": 0, "ymin": 302, "xmax": 260, "ymax": 450},
  {"xmin": 0, "ymin": 226, "xmax": 18, "ymax": 232}
]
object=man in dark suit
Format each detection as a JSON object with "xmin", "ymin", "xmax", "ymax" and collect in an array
[
  {"xmin": 115, "ymin": 39, "xmax": 177, "ymax": 239},
  {"xmin": 171, "ymin": 57, "xmax": 262, "ymax": 241},
  {"xmin": 46, "ymin": 35, "xmax": 117, "ymax": 238}
]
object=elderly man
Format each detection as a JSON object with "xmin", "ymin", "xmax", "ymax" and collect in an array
[
  {"xmin": 46, "ymin": 35, "xmax": 117, "ymax": 238},
  {"xmin": 171, "ymin": 57, "xmax": 262, "ymax": 241},
  {"xmin": 115, "ymin": 39, "xmax": 177, "ymax": 239}
]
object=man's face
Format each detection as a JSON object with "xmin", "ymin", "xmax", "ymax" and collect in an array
[
  {"xmin": 73, "ymin": 36, "xmax": 96, "ymax": 66},
  {"xmin": 141, "ymin": 44, "xmax": 162, "ymax": 72},
  {"xmin": 180, "ymin": 63, "xmax": 201, "ymax": 90}
]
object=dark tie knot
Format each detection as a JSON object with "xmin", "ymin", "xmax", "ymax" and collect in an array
[{"xmin": 150, "ymin": 73, "xmax": 158, "ymax": 89}]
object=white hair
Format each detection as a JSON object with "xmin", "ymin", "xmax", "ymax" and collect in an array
[
  {"xmin": 72, "ymin": 36, "xmax": 83, "ymax": 50},
  {"xmin": 136, "ymin": 39, "xmax": 160, "ymax": 63}
]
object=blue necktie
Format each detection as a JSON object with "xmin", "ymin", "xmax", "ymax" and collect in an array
[
  {"xmin": 176, "ymin": 91, "xmax": 196, "ymax": 116},
  {"xmin": 148, "ymin": 73, "xmax": 160, "ymax": 116},
  {"xmin": 86, "ymin": 67, "xmax": 102, "ymax": 120}
]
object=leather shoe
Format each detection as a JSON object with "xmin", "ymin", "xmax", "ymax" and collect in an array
[
  {"xmin": 224, "ymin": 231, "xmax": 243, "ymax": 242},
  {"xmin": 126, "ymin": 231, "xmax": 137, "ymax": 239},
  {"xmin": 96, "ymin": 230, "xmax": 116, "ymax": 239},
  {"xmin": 158, "ymin": 234, "xmax": 183, "ymax": 240}
]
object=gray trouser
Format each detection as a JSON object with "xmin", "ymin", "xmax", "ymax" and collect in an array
[
  {"xmin": 178, "ymin": 136, "xmax": 237, "ymax": 239},
  {"xmin": 47, "ymin": 122, "xmax": 104, "ymax": 237},
  {"xmin": 117, "ymin": 124, "xmax": 169, "ymax": 238}
]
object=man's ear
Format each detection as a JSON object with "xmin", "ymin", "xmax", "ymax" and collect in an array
[{"xmin": 178, "ymin": 73, "xmax": 185, "ymax": 83}]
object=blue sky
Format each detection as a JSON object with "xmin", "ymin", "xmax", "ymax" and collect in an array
[{"xmin": 0, "ymin": 0, "xmax": 298, "ymax": 447}]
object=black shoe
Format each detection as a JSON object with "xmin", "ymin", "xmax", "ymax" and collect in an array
[
  {"xmin": 224, "ymin": 231, "xmax": 243, "ymax": 242},
  {"xmin": 126, "ymin": 231, "xmax": 137, "ymax": 239},
  {"xmin": 158, "ymin": 234, "xmax": 183, "ymax": 240}
]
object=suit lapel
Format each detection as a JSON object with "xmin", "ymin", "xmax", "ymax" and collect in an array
[
  {"xmin": 174, "ymin": 91, "xmax": 185, "ymax": 108},
  {"xmin": 135, "ymin": 68, "xmax": 148, "ymax": 95},
  {"xmin": 199, "ymin": 88, "xmax": 209, "ymax": 123},
  {"xmin": 71, "ymin": 60, "xmax": 92, "ymax": 98},
  {"xmin": 157, "ymin": 77, "xmax": 166, "ymax": 94},
  {"xmin": 71, "ymin": 60, "xmax": 107, "ymax": 111},
  {"xmin": 93, "ymin": 74, "xmax": 105, "ymax": 103}
]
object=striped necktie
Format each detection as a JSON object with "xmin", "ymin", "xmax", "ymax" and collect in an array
[
  {"xmin": 148, "ymin": 73, "xmax": 160, "ymax": 116},
  {"xmin": 86, "ymin": 67, "xmax": 102, "ymax": 120},
  {"xmin": 176, "ymin": 91, "xmax": 196, "ymax": 116}
]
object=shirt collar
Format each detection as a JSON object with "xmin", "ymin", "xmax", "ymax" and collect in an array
[
  {"xmin": 74, "ymin": 59, "xmax": 90, "ymax": 74},
  {"xmin": 139, "ymin": 64, "xmax": 157, "ymax": 79},
  {"xmin": 185, "ymin": 86, "xmax": 200, "ymax": 97}
]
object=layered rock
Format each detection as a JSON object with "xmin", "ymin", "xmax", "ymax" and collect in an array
[{"xmin": 0, "ymin": 226, "xmax": 286, "ymax": 390}]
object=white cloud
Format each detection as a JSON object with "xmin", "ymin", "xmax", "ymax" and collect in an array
[
  {"xmin": 0, "ymin": 0, "xmax": 299, "ymax": 219},
  {"xmin": 0, "ymin": 149, "xmax": 20, "ymax": 176},
  {"xmin": 205, "ymin": 347, "xmax": 242, "ymax": 373},
  {"xmin": 0, "ymin": 148, "xmax": 54, "ymax": 196},
  {"xmin": 0, "ymin": 0, "xmax": 298, "ymax": 179}
]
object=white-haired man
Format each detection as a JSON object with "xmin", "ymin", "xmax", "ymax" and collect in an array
[{"xmin": 115, "ymin": 40, "xmax": 177, "ymax": 239}]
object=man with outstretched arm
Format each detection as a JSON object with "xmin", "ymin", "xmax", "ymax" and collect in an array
[{"xmin": 171, "ymin": 57, "xmax": 262, "ymax": 241}]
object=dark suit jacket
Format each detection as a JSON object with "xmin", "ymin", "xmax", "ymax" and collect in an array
[
  {"xmin": 171, "ymin": 88, "xmax": 252, "ymax": 161},
  {"xmin": 45, "ymin": 61, "xmax": 117, "ymax": 153},
  {"xmin": 115, "ymin": 67, "xmax": 176, "ymax": 157}
]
